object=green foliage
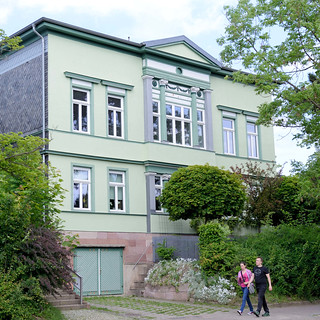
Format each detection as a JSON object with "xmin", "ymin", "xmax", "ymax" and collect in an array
[
  {"xmin": 0, "ymin": 133, "xmax": 73, "ymax": 314},
  {"xmin": 198, "ymin": 222, "xmax": 235, "ymax": 278},
  {"xmin": 160, "ymin": 164, "xmax": 246, "ymax": 225},
  {"xmin": 218, "ymin": 0, "xmax": 320, "ymax": 148},
  {"xmin": 0, "ymin": 29, "xmax": 23, "ymax": 59},
  {"xmin": 155, "ymin": 240, "xmax": 176, "ymax": 261},
  {"xmin": 0, "ymin": 270, "xmax": 45, "ymax": 320},
  {"xmin": 231, "ymin": 162, "xmax": 282, "ymax": 231},
  {"xmin": 241, "ymin": 224, "xmax": 320, "ymax": 299}
]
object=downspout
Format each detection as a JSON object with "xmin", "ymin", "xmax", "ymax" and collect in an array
[{"xmin": 32, "ymin": 23, "xmax": 46, "ymax": 163}]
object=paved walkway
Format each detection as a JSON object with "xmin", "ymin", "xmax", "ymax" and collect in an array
[{"xmin": 62, "ymin": 298, "xmax": 320, "ymax": 320}]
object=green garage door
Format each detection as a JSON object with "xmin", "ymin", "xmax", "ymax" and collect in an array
[{"xmin": 74, "ymin": 247, "xmax": 123, "ymax": 296}]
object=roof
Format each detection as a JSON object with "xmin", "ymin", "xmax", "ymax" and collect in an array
[{"xmin": 143, "ymin": 35, "xmax": 223, "ymax": 68}]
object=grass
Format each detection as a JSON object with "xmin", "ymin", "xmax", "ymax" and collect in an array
[{"xmin": 86, "ymin": 296, "xmax": 221, "ymax": 317}]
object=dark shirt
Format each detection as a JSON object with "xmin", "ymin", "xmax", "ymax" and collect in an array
[{"xmin": 253, "ymin": 266, "xmax": 269, "ymax": 285}]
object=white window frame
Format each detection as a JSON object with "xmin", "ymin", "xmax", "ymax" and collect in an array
[
  {"xmin": 247, "ymin": 122, "xmax": 259, "ymax": 158},
  {"xmin": 166, "ymin": 104, "xmax": 192, "ymax": 146},
  {"xmin": 72, "ymin": 88, "xmax": 90, "ymax": 134},
  {"xmin": 155, "ymin": 175, "xmax": 164, "ymax": 212},
  {"xmin": 109, "ymin": 171, "xmax": 125, "ymax": 212},
  {"xmin": 73, "ymin": 167, "xmax": 91, "ymax": 210},
  {"xmin": 107, "ymin": 95, "xmax": 124, "ymax": 138},
  {"xmin": 223, "ymin": 118, "xmax": 236, "ymax": 155},
  {"xmin": 152, "ymin": 100, "xmax": 161, "ymax": 142},
  {"xmin": 197, "ymin": 108, "xmax": 206, "ymax": 149}
]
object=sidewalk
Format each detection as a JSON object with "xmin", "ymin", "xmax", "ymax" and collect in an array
[{"xmin": 62, "ymin": 298, "xmax": 320, "ymax": 320}]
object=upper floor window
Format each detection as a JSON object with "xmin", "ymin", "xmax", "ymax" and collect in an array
[
  {"xmin": 247, "ymin": 122, "xmax": 259, "ymax": 158},
  {"xmin": 166, "ymin": 104, "xmax": 192, "ymax": 146},
  {"xmin": 109, "ymin": 171, "xmax": 125, "ymax": 212},
  {"xmin": 73, "ymin": 167, "xmax": 91, "ymax": 210},
  {"xmin": 223, "ymin": 118, "xmax": 235, "ymax": 155},
  {"xmin": 108, "ymin": 96, "xmax": 124, "ymax": 138},
  {"xmin": 73, "ymin": 89, "xmax": 90, "ymax": 133},
  {"xmin": 197, "ymin": 109, "xmax": 205, "ymax": 148},
  {"xmin": 153, "ymin": 100, "xmax": 160, "ymax": 141}
]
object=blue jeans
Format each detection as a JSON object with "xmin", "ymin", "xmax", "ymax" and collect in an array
[{"xmin": 240, "ymin": 286, "xmax": 253, "ymax": 313}]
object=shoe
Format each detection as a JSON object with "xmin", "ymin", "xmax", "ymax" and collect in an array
[
  {"xmin": 248, "ymin": 311, "xmax": 254, "ymax": 315},
  {"xmin": 262, "ymin": 312, "xmax": 270, "ymax": 317},
  {"xmin": 253, "ymin": 310, "xmax": 260, "ymax": 317},
  {"xmin": 237, "ymin": 310, "xmax": 242, "ymax": 315}
]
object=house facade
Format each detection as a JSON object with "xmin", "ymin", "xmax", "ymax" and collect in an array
[{"xmin": 0, "ymin": 18, "xmax": 275, "ymax": 296}]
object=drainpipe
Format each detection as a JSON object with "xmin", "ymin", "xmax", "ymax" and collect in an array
[{"xmin": 32, "ymin": 23, "xmax": 46, "ymax": 163}]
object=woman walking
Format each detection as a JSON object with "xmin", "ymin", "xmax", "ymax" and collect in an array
[{"xmin": 237, "ymin": 261, "xmax": 254, "ymax": 316}]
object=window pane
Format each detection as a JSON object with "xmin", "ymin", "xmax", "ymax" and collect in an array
[
  {"xmin": 108, "ymin": 110, "xmax": 114, "ymax": 136},
  {"xmin": 175, "ymin": 106, "xmax": 181, "ymax": 117},
  {"xmin": 152, "ymin": 101, "xmax": 159, "ymax": 113},
  {"xmin": 109, "ymin": 173, "xmax": 123, "ymax": 183},
  {"xmin": 166, "ymin": 119, "xmax": 173, "ymax": 142},
  {"xmin": 73, "ymin": 90, "xmax": 87, "ymax": 102},
  {"xmin": 166, "ymin": 104, "xmax": 172, "ymax": 115},
  {"xmin": 198, "ymin": 124, "xmax": 204, "ymax": 147},
  {"xmin": 197, "ymin": 110, "xmax": 203, "ymax": 122},
  {"xmin": 228, "ymin": 132, "xmax": 235, "ymax": 154},
  {"xmin": 73, "ymin": 183, "xmax": 80, "ymax": 208},
  {"xmin": 82, "ymin": 105, "xmax": 88, "ymax": 132},
  {"xmin": 175, "ymin": 120, "xmax": 182, "ymax": 144},
  {"xmin": 116, "ymin": 111, "xmax": 122, "ymax": 137},
  {"xmin": 184, "ymin": 108, "xmax": 190, "ymax": 119},
  {"xmin": 223, "ymin": 131, "xmax": 229, "ymax": 153},
  {"xmin": 109, "ymin": 186, "xmax": 115, "ymax": 210},
  {"xmin": 184, "ymin": 122, "xmax": 191, "ymax": 146},
  {"xmin": 108, "ymin": 97, "xmax": 121, "ymax": 108},
  {"xmin": 74, "ymin": 169, "xmax": 89, "ymax": 181},
  {"xmin": 82, "ymin": 184, "xmax": 89, "ymax": 209},
  {"xmin": 73, "ymin": 104, "xmax": 79, "ymax": 131},
  {"xmin": 153, "ymin": 116, "xmax": 159, "ymax": 141},
  {"xmin": 247, "ymin": 123, "xmax": 256, "ymax": 133},
  {"xmin": 223, "ymin": 119, "xmax": 233, "ymax": 129},
  {"xmin": 155, "ymin": 188, "xmax": 161, "ymax": 211},
  {"xmin": 155, "ymin": 176, "xmax": 161, "ymax": 185}
]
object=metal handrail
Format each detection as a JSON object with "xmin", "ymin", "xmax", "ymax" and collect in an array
[
  {"xmin": 133, "ymin": 241, "xmax": 153, "ymax": 270},
  {"xmin": 70, "ymin": 269, "xmax": 83, "ymax": 304}
]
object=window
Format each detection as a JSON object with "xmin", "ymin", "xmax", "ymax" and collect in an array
[
  {"xmin": 247, "ymin": 122, "xmax": 259, "ymax": 158},
  {"xmin": 166, "ymin": 104, "xmax": 192, "ymax": 146},
  {"xmin": 73, "ymin": 167, "xmax": 91, "ymax": 210},
  {"xmin": 197, "ymin": 109, "xmax": 205, "ymax": 148},
  {"xmin": 73, "ymin": 89, "xmax": 90, "ymax": 133},
  {"xmin": 108, "ymin": 96, "xmax": 123, "ymax": 138},
  {"xmin": 152, "ymin": 100, "xmax": 160, "ymax": 141},
  {"xmin": 109, "ymin": 171, "xmax": 125, "ymax": 211},
  {"xmin": 155, "ymin": 175, "xmax": 164, "ymax": 212},
  {"xmin": 223, "ymin": 118, "xmax": 235, "ymax": 155}
]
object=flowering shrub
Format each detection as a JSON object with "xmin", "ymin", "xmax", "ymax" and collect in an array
[{"xmin": 145, "ymin": 258, "xmax": 236, "ymax": 304}]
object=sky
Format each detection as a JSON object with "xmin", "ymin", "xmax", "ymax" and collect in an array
[{"xmin": 0, "ymin": 0, "xmax": 314, "ymax": 174}]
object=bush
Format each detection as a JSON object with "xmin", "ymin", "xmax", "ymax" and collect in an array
[
  {"xmin": 0, "ymin": 270, "xmax": 45, "ymax": 320},
  {"xmin": 145, "ymin": 258, "xmax": 236, "ymax": 304},
  {"xmin": 198, "ymin": 222, "xmax": 235, "ymax": 278},
  {"xmin": 155, "ymin": 240, "xmax": 175, "ymax": 261},
  {"xmin": 241, "ymin": 224, "xmax": 320, "ymax": 299}
]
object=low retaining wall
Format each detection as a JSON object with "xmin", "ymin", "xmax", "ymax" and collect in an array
[{"xmin": 144, "ymin": 284, "xmax": 189, "ymax": 301}]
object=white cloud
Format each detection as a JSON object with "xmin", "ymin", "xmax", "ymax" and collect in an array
[{"xmin": 0, "ymin": 1, "xmax": 13, "ymax": 24}]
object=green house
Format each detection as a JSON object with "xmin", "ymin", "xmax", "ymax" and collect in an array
[{"xmin": 0, "ymin": 18, "xmax": 275, "ymax": 296}]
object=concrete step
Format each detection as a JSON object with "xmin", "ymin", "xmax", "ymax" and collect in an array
[{"xmin": 46, "ymin": 289, "xmax": 89, "ymax": 310}]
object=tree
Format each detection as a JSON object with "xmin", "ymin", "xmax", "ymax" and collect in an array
[
  {"xmin": 0, "ymin": 29, "xmax": 23, "ymax": 59},
  {"xmin": 231, "ymin": 162, "xmax": 282, "ymax": 231},
  {"xmin": 218, "ymin": 0, "xmax": 320, "ymax": 148},
  {"xmin": 0, "ymin": 132, "xmax": 73, "ymax": 296},
  {"xmin": 160, "ymin": 164, "xmax": 246, "ymax": 227}
]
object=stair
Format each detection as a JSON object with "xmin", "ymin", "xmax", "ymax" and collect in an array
[
  {"xmin": 129, "ymin": 265, "xmax": 151, "ymax": 297},
  {"xmin": 46, "ymin": 289, "xmax": 89, "ymax": 310}
]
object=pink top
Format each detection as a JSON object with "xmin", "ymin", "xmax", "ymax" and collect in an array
[{"xmin": 237, "ymin": 269, "xmax": 252, "ymax": 288}]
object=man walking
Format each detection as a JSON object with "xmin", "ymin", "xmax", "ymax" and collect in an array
[{"xmin": 248, "ymin": 257, "xmax": 272, "ymax": 317}]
